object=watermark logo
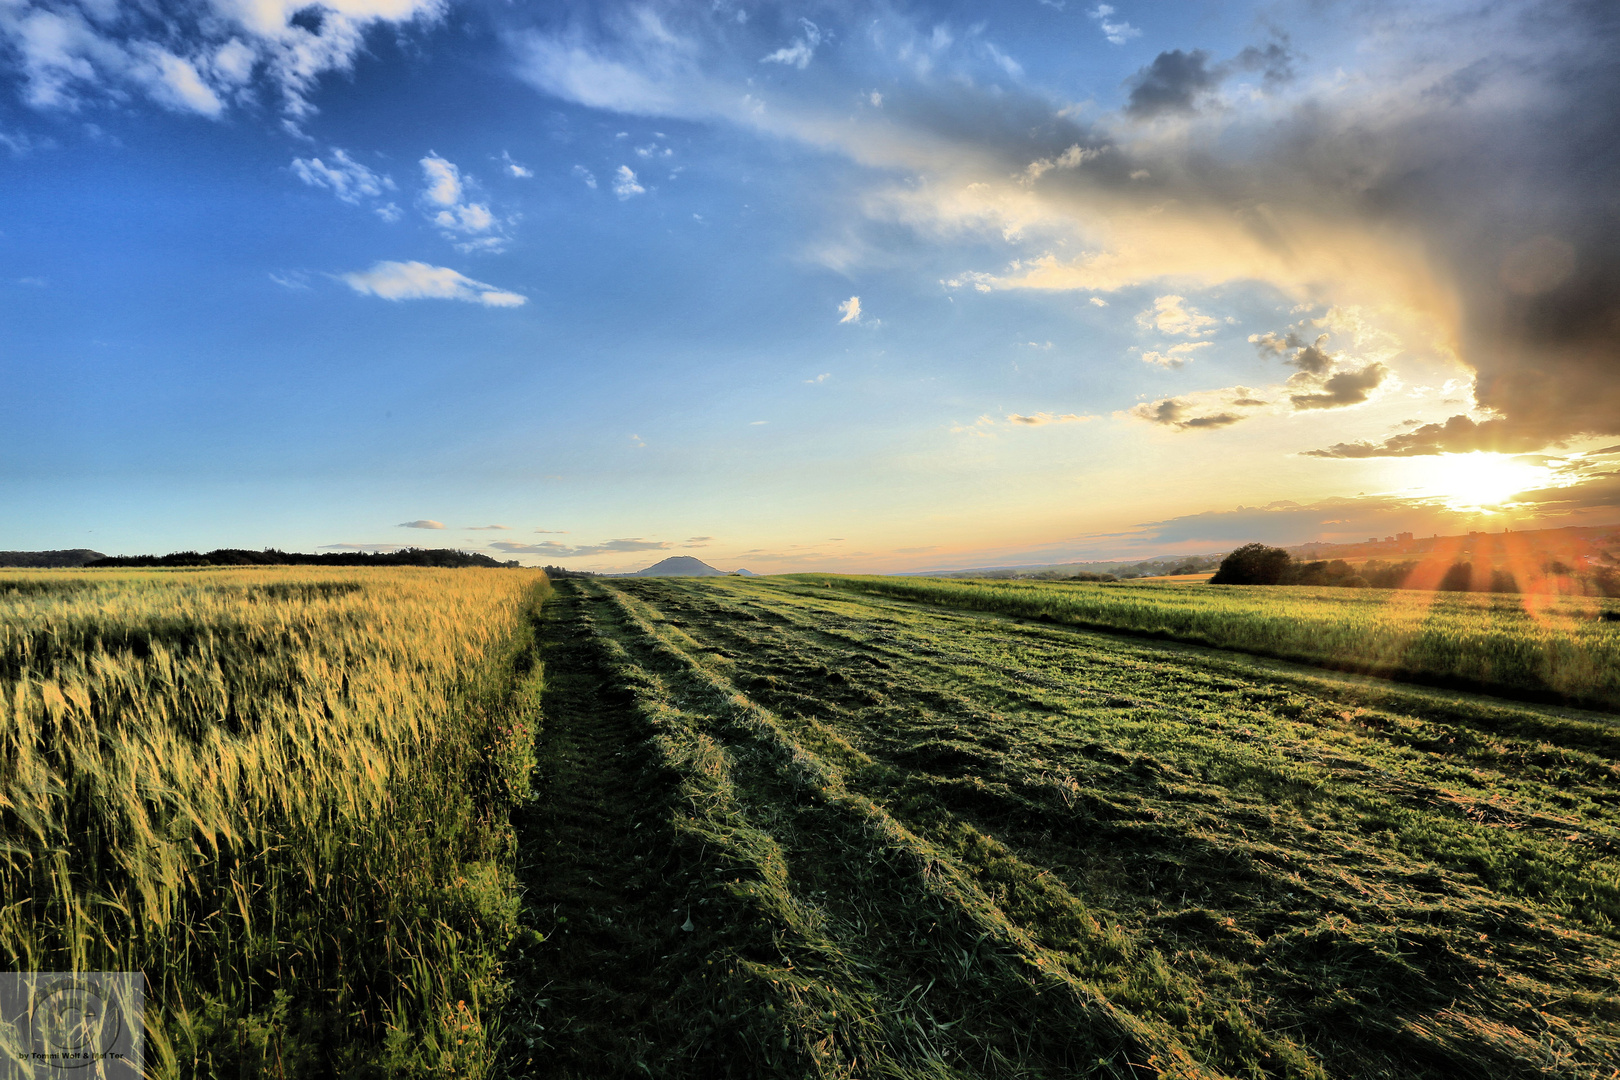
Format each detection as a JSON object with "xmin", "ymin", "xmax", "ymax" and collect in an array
[{"xmin": 0, "ymin": 973, "xmax": 142, "ymax": 1079}]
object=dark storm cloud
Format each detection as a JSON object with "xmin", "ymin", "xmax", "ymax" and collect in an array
[
  {"xmin": 1125, "ymin": 49, "xmax": 1219, "ymax": 117},
  {"xmin": 1070, "ymin": 2, "xmax": 1620, "ymax": 455},
  {"xmin": 1131, "ymin": 397, "xmax": 1245, "ymax": 430},
  {"xmin": 1251, "ymin": 331, "xmax": 1333, "ymax": 375},
  {"xmin": 1305, "ymin": 415, "xmax": 1551, "ymax": 458},
  {"xmin": 1289, "ymin": 362, "xmax": 1388, "ymax": 410}
]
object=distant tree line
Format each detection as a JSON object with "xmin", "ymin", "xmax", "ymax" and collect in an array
[
  {"xmin": 539, "ymin": 564, "xmax": 600, "ymax": 579},
  {"xmin": 86, "ymin": 547, "xmax": 520, "ymax": 569},
  {"xmin": 969, "ymin": 554, "xmax": 1221, "ymax": 582},
  {"xmin": 1209, "ymin": 543, "xmax": 1620, "ymax": 596},
  {"xmin": 0, "ymin": 549, "xmax": 106, "ymax": 568}
]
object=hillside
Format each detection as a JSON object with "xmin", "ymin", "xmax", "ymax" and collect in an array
[{"xmin": 625, "ymin": 555, "xmax": 726, "ymax": 577}]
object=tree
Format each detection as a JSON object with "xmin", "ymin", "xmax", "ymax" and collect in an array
[
  {"xmin": 1209, "ymin": 544, "xmax": 1292, "ymax": 585},
  {"xmin": 1438, "ymin": 562, "xmax": 1474, "ymax": 591}
]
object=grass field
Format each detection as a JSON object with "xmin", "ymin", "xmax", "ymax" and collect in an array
[
  {"xmin": 789, "ymin": 575, "xmax": 1620, "ymax": 710},
  {"xmin": 0, "ymin": 565, "xmax": 549, "ymax": 1077},
  {"xmin": 5, "ymin": 568, "xmax": 1617, "ymax": 1078},
  {"xmin": 510, "ymin": 576, "xmax": 1619, "ymax": 1079}
]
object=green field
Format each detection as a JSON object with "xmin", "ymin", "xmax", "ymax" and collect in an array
[
  {"xmin": 3, "ymin": 569, "xmax": 1618, "ymax": 1078},
  {"xmin": 508, "ymin": 576, "xmax": 1619, "ymax": 1079},
  {"xmin": 792, "ymin": 575, "xmax": 1620, "ymax": 709}
]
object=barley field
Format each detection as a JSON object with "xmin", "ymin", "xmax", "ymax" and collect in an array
[
  {"xmin": 791, "ymin": 575, "xmax": 1620, "ymax": 709},
  {"xmin": 0, "ymin": 566, "xmax": 549, "ymax": 1077}
]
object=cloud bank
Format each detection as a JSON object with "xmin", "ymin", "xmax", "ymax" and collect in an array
[
  {"xmin": 0, "ymin": 0, "xmax": 444, "ymax": 121},
  {"xmin": 512, "ymin": 0, "xmax": 1620, "ymax": 461}
]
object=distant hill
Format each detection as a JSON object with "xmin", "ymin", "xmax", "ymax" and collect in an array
[
  {"xmin": 626, "ymin": 556, "xmax": 726, "ymax": 577},
  {"xmin": 0, "ymin": 549, "xmax": 106, "ymax": 568},
  {"xmin": 734, "ymin": 568, "xmax": 758, "ymax": 577}
]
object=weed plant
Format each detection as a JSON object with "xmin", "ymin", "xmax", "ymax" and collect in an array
[{"xmin": 0, "ymin": 566, "xmax": 548, "ymax": 1078}]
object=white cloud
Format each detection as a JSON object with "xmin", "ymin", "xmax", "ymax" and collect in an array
[
  {"xmin": 838, "ymin": 296, "xmax": 862, "ymax": 323},
  {"xmin": 419, "ymin": 154, "xmax": 505, "ymax": 250},
  {"xmin": 761, "ymin": 18, "xmax": 822, "ymax": 70},
  {"xmin": 804, "ymin": 372, "xmax": 830, "ymax": 383},
  {"xmin": 491, "ymin": 537, "xmax": 672, "ymax": 558},
  {"xmin": 1005, "ymin": 412, "xmax": 1093, "ymax": 425},
  {"xmin": 572, "ymin": 164, "xmax": 597, "ymax": 189},
  {"xmin": 0, "ymin": 0, "xmax": 445, "ymax": 121},
  {"xmin": 291, "ymin": 148, "xmax": 390, "ymax": 204},
  {"xmin": 1141, "ymin": 341, "xmax": 1213, "ymax": 367},
  {"xmin": 1086, "ymin": 4, "xmax": 1140, "ymax": 45},
  {"xmin": 397, "ymin": 519, "xmax": 445, "ymax": 529},
  {"xmin": 341, "ymin": 261, "xmax": 526, "ymax": 307},
  {"xmin": 420, "ymin": 153, "xmax": 463, "ymax": 206},
  {"xmin": 500, "ymin": 151, "xmax": 532, "ymax": 178},
  {"xmin": 464, "ymin": 524, "xmax": 511, "ymax": 530},
  {"xmin": 1138, "ymin": 295, "xmax": 1220, "ymax": 337},
  {"xmin": 613, "ymin": 165, "xmax": 645, "ymax": 199},
  {"xmin": 1089, "ymin": 297, "xmax": 1109, "ymax": 307}
]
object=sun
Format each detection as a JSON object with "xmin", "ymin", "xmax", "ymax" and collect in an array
[{"xmin": 1403, "ymin": 452, "xmax": 1557, "ymax": 510}]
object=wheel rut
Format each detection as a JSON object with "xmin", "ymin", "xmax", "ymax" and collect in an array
[{"xmin": 503, "ymin": 581, "xmax": 683, "ymax": 1080}]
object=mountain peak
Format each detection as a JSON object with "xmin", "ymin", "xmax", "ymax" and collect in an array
[{"xmin": 629, "ymin": 555, "xmax": 725, "ymax": 577}]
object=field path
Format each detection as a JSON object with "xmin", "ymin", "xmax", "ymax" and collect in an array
[{"xmin": 504, "ymin": 581, "xmax": 689, "ymax": 1078}]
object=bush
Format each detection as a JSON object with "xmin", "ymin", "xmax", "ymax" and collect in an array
[{"xmin": 1209, "ymin": 544, "xmax": 1292, "ymax": 585}]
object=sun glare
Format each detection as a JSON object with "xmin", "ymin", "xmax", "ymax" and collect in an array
[{"xmin": 1404, "ymin": 452, "xmax": 1557, "ymax": 509}]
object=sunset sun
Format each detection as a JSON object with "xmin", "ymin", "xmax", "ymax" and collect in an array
[{"xmin": 1404, "ymin": 452, "xmax": 1558, "ymax": 510}]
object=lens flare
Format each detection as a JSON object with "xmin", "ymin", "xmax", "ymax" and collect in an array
[{"xmin": 1402, "ymin": 452, "xmax": 1558, "ymax": 510}]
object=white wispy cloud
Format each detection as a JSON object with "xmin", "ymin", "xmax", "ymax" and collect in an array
[
  {"xmin": 491, "ymin": 537, "xmax": 671, "ymax": 558},
  {"xmin": 572, "ymin": 165, "xmax": 597, "ymax": 188},
  {"xmin": 612, "ymin": 164, "xmax": 645, "ymax": 198},
  {"xmin": 0, "ymin": 0, "xmax": 444, "ymax": 121},
  {"xmin": 838, "ymin": 296, "xmax": 861, "ymax": 323},
  {"xmin": 397, "ymin": 519, "xmax": 445, "ymax": 529},
  {"xmin": 1087, "ymin": 4, "xmax": 1141, "ymax": 45},
  {"xmin": 464, "ymin": 524, "xmax": 511, "ymax": 530},
  {"xmin": 1138, "ymin": 295, "xmax": 1220, "ymax": 337},
  {"xmin": 291, "ymin": 148, "xmax": 391, "ymax": 204},
  {"xmin": 1140, "ymin": 342, "xmax": 1213, "ymax": 367},
  {"xmin": 500, "ymin": 151, "xmax": 532, "ymax": 178},
  {"xmin": 341, "ymin": 261, "xmax": 526, "ymax": 307},
  {"xmin": 1005, "ymin": 412, "xmax": 1094, "ymax": 425},
  {"xmin": 761, "ymin": 18, "xmax": 822, "ymax": 70}
]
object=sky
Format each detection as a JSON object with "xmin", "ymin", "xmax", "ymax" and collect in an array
[{"xmin": 2, "ymin": 0, "xmax": 1618, "ymax": 572}]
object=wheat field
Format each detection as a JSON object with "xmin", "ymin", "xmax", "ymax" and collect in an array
[{"xmin": 0, "ymin": 566, "xmax": 549, "ymax": 1077}]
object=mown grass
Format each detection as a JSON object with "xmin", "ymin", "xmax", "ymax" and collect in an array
[
  {"xmin": 788, "ymin": 575, "xmax": 1620, "ymax": 709},
  {"xmin": 0, "ymin": 566, "xmax": 549, "ymax": 1078},
  {"xmin": 539, "ymin": 575, "xmax": 1619, "ymax": 1079}
]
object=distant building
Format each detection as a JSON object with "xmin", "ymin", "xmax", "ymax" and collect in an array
[{"xmin": 1396, "ymin": 532, "xmax": 1413, "ymax": 542}]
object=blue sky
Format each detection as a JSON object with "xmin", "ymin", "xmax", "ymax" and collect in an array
[{"xmin": 3, "ymin": 0, "xmax": 1618, "ymax": 571}]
